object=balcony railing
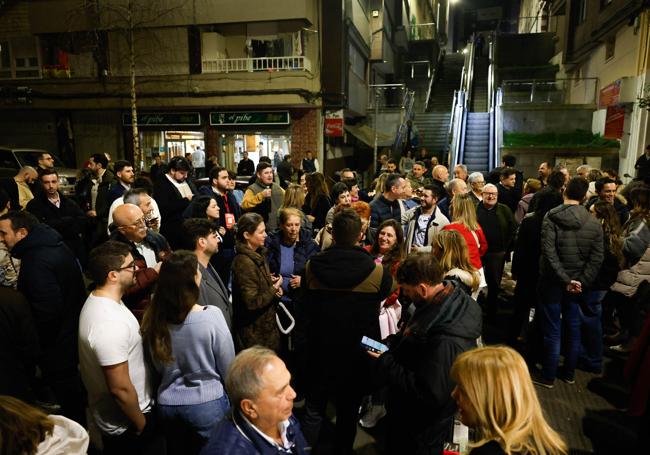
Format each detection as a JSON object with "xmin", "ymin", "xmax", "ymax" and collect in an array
[
  {"xmin": 501, "ymin": 78, "xmax": 598, "ymax": 105},
  {"xmin": 202, "ymin": 56, "xmax": 311, "ymax": 74},
  {"xmin": 408, "ymin": 23, "xmax": 436, "ymax": 41}
]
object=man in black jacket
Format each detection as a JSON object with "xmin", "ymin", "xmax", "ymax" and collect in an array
[
  {"xmin": 302, "ymin": 208, "xmax": 393, "ymax": 454},
  {"xmin": 370, "ymin": 173, "xmax": 405, "ymax": 230},
  {"xmin": 26, "ymin": 169, "xmax": 87, "ymax": 265},
  {"xmin": 374, "ymin": 253, "xmax": 481, "ymax": 455},
  {"xmin": 0, "ymin": 211, "xmax": 86, "ymax": 425},
  {"xmin": 534, "ymin": 177, "xmax": 604, "ymax": 388},
  {"xmin": 153, "ymin": 156, "xmax": 195, "ymax": 250}
]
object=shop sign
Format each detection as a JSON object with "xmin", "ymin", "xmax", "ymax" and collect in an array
[
  {"xmin": 324, "ymin": 109, "xmax": 344, "ymax": 137},
  {"xmin": 210, "ymin": 111, "xmax": 290, "ymax": 126},
  {"xmin": 122, "ymin": 112, "xmax": 201, "ymax": 126},
  {"xmin": 599, "ymin": 80, "xmax": 621, "ymax": 108},
  {"xmin": 604, "ymin": 106, "xmax": 625, "ymax": 140}
]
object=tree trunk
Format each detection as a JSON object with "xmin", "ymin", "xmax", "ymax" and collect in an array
[{"xmin": 128, "ymin": 1, "xmax": 141, "ymax": 170}]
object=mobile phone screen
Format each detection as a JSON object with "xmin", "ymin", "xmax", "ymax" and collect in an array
[{"xmin": 361, "ymin": 336, "xmax": 388, "ymax": 354}]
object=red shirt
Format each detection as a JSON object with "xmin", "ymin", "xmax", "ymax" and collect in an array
[{"xmin": 442, "ymin": 223, "xmax": 488, "ymax": 269}]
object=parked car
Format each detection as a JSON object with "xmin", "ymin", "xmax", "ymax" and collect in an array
[{"xmin": 0, "ymin": 146, "xmax": 78, "ymax": 195}]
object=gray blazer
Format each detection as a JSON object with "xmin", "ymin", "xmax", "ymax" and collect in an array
[{"xmin": 198, "ymin": 262, "xmax": 233, "ymax": 330}]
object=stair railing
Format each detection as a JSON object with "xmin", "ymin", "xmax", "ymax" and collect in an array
[
  {"xmin": 391, "ymin": 89, "xmax": 416, "ymax": 156},
  {"xmin": 424, "ymin": 47, "xmax": 446, "ymax": 112},
  {"xmin": 487, "ymin": 39, "xmax": 496, "ymax": 171}
]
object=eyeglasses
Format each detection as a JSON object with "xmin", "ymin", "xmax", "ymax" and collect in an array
[
  {"xmin": 115, "ymin": 261, "xmax": 137, "ymax": 272},
  {"xmin": 482, "ymin": 193, "xmax": 498, "ymax": 198},
  {"xmin": 119, "ymin": 217, "xmax": 146, "ymax": 229}
]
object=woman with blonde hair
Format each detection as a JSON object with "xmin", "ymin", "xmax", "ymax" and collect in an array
[
  {"xmin": 451, "ymin": 346, "xmax": 567, "ymax": 455},
  {"xmin": 432, "ymin": 229, "xmax": 481, "ymax": 299},
  {"xmin": 281, "ymin": 183, "xmax": 312, "ymax": 231},
  {"xmin": 442, "ymin": 193, "xmax": 488, "ymax": 287}
]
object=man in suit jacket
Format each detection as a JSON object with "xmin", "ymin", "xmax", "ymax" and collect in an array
[
  {"xmin": 153, "ymin": 156, "xmax": 195, "ymax": 250},
  {"xmin": 184, "ymin": 218, "xmax": 233, "ymax": 331}
]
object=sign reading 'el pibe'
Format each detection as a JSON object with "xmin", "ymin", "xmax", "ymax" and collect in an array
[{"xmin": 210, "ymin": 111, "xmax": 290, "ymax": 126}]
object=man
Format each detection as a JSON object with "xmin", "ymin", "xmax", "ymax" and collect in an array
[
  {"xmin": 534, "ymin": 177, "xmax": 604, "ymax": 388},
  {"xmin": 26, "ymin": 169, "xmax": 87, "ymax": 263},
  {"xmin": 386, "ymin": 158, "xmax": 398, "ymax": 174},
  {"xmin": 538, "ymin": 161, "xmax": 551, "ymax": 187},
  {"xmin": 406, "ymin": 161, "xmax": 432, "ymax": 190},
  {"xmin": 199, "ymin": 166, "xmax": 241, "ymax": 286},
  {"xmin": 149, "ymin": 155, "xmax": 165, "ymax": 181},
  {"xmin": 468, "ymin": 171, "xmax": 485, "ymax": 205},
  {"xmin": 431, "ymin": 164, "xmax": 450, "ymax": 194},
  {"xmin": 0, "ymin": 166, "xmax": 38, "ymax": 211},
  {"xmin": 476, "ymin": 184, "xmax": 517, "ymax": 319},
  {"xmin": 302, "ymin": 150, "xmax": 319, "ymax": 173},
  {"xmin": 36, "ymin": 151, "xmax": 55, "ymax": 177},
  {"xmin": 454, "ymin": 164, "xmax": 469, "ymax": 182},
  {"xmin": 201, "ymin": 346, "xmax": 309, "ymax": 454},
  {"xmin": 340, "ymin": 168, "xmax": 355, "ymax": 181},
  {"xmin": 402, "ymin": 184, "xmax": 449, "ymax": 252},
  {"xmin": 192, "ymin": 146, "xmax": 206, "ymax": 179},
  {"xmin": 576, "ymin": 164, "xmax": 591, "ymax": 179},
  {"xmin": 554, "ymin": 163, "xmax": 570, "ymax": 185},
  {"xmin": 242, "ymin": 162, "xmax": 284, "ymax": 232},
  {"xmin": 237, "ymin": 150, "xmax": 255, "ymax": 177},
  {"xmin": 79, "ymin": 241, "xmax": 162, "ymax": 454},
  {"xmin": 108, "ymin": 160, "xmax": 135, "ymax": 205},
  {"xmin": 107, "ymin": 187, "xmax": 162, "ymax": 234},
  {"xmin": 302, "ymin": 209, "xmax": 393, "ymax": 452},
  {"xmin": 528, "ymin": 170, "xmax": 565, "ymax": 214},
  {"xmin": 634, "ymin": 144, "xmax": 650, "ymax": 182},
  {"xmin": 370, "ymin": 173, "xmax": 405, "ymax": 229},
  {"xmin": 0, "ymin": 211, "xmax": 86, "ymax": 424},
  {"xmin": 110, "ymin": 204, "xmax": 168, "ymax": 320},
  {"xmin": 373, "ymin": 253, "xmax": 481, "ymax": 454},
  {"xmin": 324, "ymin": 182, "xmax": 352, "ymax": 225},
  {"xmin": 438, "ymin": 178, "xmax": 467, "ymax": 220},
  {"xmin": 586, "ymin": 177, "xmax": 630, "ymax": 226},
  {"xmin": 400, "ymin": 179, "xmax": 420, "ymax": 211},
  {"xmin": 375, "ymin": 153, "xmax": 389, "ymax": 177},
  {"xmin": 153, "ymin": 155, "xmax": 194, "ymax": 250},
  {"xmin": 497, "ymin": 167, "xmax": 520, "ymax": 213},
  {"xmin": 488, "ymin": 154, "xmax": 523, "ymax": 195},
  {"xmin": 277, "ymin": 154, "xmax": 294, "ymax": 189},
  {"xmin": 184, "ymin": 218, "xmax": 233, "ymax": 330}
]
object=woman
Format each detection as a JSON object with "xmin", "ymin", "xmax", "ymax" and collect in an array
[
  {"xmin": 400, "ymin": 149, "xmax": 415, "ymax": 175},
  {"xmin": 579, "ymin": 201, "xmax": 622, "ymax": 371},
  {"xmin": 141, "ymin": 251, "xmax": 235, "ymax": 453},
  {"xmin": 432, "ymin": 229, "xmax": 481, "ymax": 299},
  {"xmin": 302, "ymin": 172, "xmax": 331, "ymax": 230},
  {"xmin": 0, "ymin": 395, "xmax": 89, "ymax": 455},
  {"xmin": 316, "ymin": 200, "xmax": 372, "ymax": 250},
  {"xmin": 451, "ymin": 346, "xmax": 567, "ymax": 455},
  {"xmin": 442, "ymin": 193, "xmax": 488, "ymax": 286},
  {"xmin": 515, "ymin": 178, "xmax": 541, "ymax": 224},
  {"xmin": 281, "ymin": 183, "xmax": 312, "ymax": 231},
  {"xmin": 184, "ymin": 194, "xmax": 220, "ymax": 222},
  {"xmin": 608, "ymin": 184, "xmax": 650, "ymax": 353},
  {"xmin": 231, "ymin": 212, "xmax": 283, "ymax": 351}
]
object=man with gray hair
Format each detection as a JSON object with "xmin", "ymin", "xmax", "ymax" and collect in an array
[
  {"xmin": 576, "ymin": 164, "xmax": 591, "ymax": 179},
  {"xmin": 107, "ymin": 187, "xmax": 162, "ymax": 234},
  {"xmin": 438, "ymin": 178, "xmax": 467, "ymax": 219},
  {"xmin": 201, "ymin": 346, "xmax": 309, "ymax": 454},
  {"xmin": 468, "ymin": 172, "xmax": 485, "ymax": 205},
  {"xmin": 453, "ymin": 164, "xmax": 468, "ymax": 182}
]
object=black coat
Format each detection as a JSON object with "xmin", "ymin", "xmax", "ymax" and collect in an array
[
  {"xmin": 26, "ymin": 192, "xmax": 87, "ymax": 265},
  {"xmin": 197, "ymin": 185, "xmax": 241, "ymax": 250},
  {"xmin": 236, "ymin": 158, "xmax": 255, "ymax": 176},
  {"xmin": 153, "ymin": 175, "xmax": 195, "ymax": 250},
  {"xmin": 376, "ymin": 281, "xmax": 482, "ymax": 455},
  {"xmin": 11, "ymin": 224, "xmax": 86, "ymax": 377},
  {"xmin": 0, "ymin": 287, "xmax": 40, "ymax": 400}
]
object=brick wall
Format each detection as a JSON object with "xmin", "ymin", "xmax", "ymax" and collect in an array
[{"xmin": 290, "ymin": 108, "xmax": 319, "ymax": 167}]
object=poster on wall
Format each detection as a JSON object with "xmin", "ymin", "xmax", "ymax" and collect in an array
[
  {"xmin": 599, "ymin": 80, "xmax": 621, "ymax": 108},
  {"xmin": 604, "ymin": 106, "xmax": 625, "ymax": 140},
  {"xmin": 324, "ymin": 109, "xmax": 344, "ymax": 137}
]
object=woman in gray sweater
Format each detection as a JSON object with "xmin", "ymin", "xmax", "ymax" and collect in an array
[{"xmin": 141, "ymin": 251, "xmax": 235, "ymax": 454}]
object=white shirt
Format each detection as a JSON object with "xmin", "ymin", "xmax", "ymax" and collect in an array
[
  {"xmin": 135, "ymin": 242, "xmax": 157, "ymax": 268},
  {"xmin": 107, "ymin": 196, "xmax": 162, "ymax": 235},
  {"xmin": 78, "ymin": 293, "xmax": 153, "ymax": 435},
  {"xmin": 192, "ymin": 148, "xmax": 205, "ymax": 168},
  {"xmin": 242, "ymin": 415, "xmax": 292, "ymax": 450}
]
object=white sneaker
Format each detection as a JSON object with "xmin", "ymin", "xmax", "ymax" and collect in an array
[{"xmin": 358, "ymin": 404, "xmax": 387, "ymax": 428}]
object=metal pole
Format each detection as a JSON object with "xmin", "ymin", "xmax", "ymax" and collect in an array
[{"xmin": 373, "ymin": 88, "xmax": 379, "ymax": 171}]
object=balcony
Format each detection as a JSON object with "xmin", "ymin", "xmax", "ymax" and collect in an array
[{"xmin": 202, "ymin": 56, "xmax": 311, "ymax": 74}]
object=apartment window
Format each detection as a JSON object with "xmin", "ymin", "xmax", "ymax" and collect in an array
[
  {"xmin": 578, "ymin": 0, "xmax": 588, "ymax": 24},
  {"xmin": 605, "ymin": 35, "xmax": 616, "ymax": 61},
  {"xmin": 349, "ymin": 44, "xmax": 366, "ymax": 80},
  {"xmin": 0, "ymin": 37, "xmax": 41, "ymax": 79}
]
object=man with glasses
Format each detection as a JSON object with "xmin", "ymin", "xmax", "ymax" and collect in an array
[
  {"xmin": 36, "ymin": 152, "xmax": 55, "ymax": 178},
  {"xmin": 110, "ymin": 204, "xmax": 169, "ymax": 321},
  {"xmin": 79, "ymin": 241, "xmax": 164, "ymax": 454},
  {"xmin": 476, "ymin": 184, "xmax": 517, "ymax": 319},
  {"xmin": 468, "ymin": 172, "xmax": 485, "ymax": 205}
]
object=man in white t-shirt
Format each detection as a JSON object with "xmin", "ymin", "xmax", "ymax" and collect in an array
[{"xmin": 79, "ymin": 240, "xmax": 162, "ymax": 454}]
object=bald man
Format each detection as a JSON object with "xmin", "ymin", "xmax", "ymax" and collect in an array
[
  {"xmin": 109, "ymin": 204, "xmax": 170, "ymax": 320},
  {"xmin": 0, "ymin": 166, "xmax": 38, "ymax": 210}
]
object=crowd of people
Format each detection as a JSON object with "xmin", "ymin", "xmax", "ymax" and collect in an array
[{"xmin": 0, "ymin": 146, "xmax": 649, "ymax": 455}]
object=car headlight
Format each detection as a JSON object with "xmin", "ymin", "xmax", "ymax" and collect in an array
[{"xmin": 58, "ymin": 176, "xmax": 69, "ymax": 186}]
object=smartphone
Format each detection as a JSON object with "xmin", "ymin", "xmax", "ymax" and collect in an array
[{"xmin": 361, "ymin": 336, "xmax": 388, "ymax": 354}]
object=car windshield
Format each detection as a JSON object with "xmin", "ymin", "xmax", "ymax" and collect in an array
[{"xmin": 15, "ymin": 151, "xmax": 67, "ymax": 168}]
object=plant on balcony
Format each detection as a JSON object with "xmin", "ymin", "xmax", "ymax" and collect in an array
[{"xmin": 503, "ymin": 130, "xmax": 620, "ymax": 148}]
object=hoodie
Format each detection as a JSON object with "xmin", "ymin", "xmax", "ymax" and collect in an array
[
  {"xmin": 304, "ymin": 245, "xmax": 393, "ymax": 366},
  {"xmin": 12, "ymin": 224, "xmax": 86, "ymax": 375},
  {"xmin": 540, "ymin": 204, "xmax": 604, "ymax": 288}
]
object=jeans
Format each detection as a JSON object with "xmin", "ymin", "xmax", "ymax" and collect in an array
[
  {"xmin": 540, "ymin": 284, "xmax": 583, "ymax": 380},
  {"xmin": 158, "ymin": 395, "xmax": 230, "ymax": 454},
  {"xmin": 579, "ymin": 290, "xmax": 606, "ymax": 371}
]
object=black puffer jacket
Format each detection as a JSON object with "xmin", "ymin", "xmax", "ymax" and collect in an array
[{"xmin": 540, "ymin": 204, "xmax": 604, "ymax": 288}]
